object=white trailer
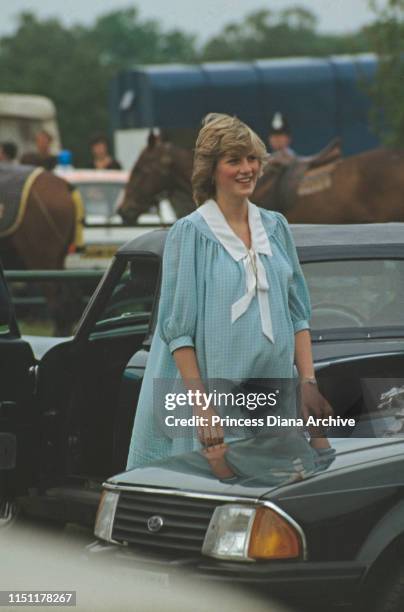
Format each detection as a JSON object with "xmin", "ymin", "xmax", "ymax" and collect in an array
[{"xmin": 0, "ymin": 93, "xmax": 61, "ymax": 156}]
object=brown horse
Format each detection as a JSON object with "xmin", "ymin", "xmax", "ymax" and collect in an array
[
  {"xmin": 119, "ymin": 132, "xmax": 193, "ymax": 225},
  {"xmin": 0, "ymin": 168, "xmax": 79, "ymax": 335},
  {"xmin": 255, "ymin": 147, "xmax": 404, "ymax": 223},
  {"xmin": 119, "ymin": 135, "xmax": 404, "ymax": 224}
]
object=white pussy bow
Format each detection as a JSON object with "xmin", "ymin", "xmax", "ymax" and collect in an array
[{"xmin": 197, "ymin": 200, "xmax": 274, "ymax": 342}]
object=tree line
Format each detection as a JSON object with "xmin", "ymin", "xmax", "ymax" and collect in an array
[{"xmin": 0, "ymin": 4, "xmax": 401, "ymax": 164}]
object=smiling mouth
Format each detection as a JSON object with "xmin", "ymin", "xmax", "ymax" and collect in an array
[{"xmin": 235, "ymin": 176, "xmax": 254, "ymax": 183}]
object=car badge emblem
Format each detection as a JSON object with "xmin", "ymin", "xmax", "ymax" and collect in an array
[{"xmin": 147, "ymin": 515, "xmax": 164, "ymax": 532}]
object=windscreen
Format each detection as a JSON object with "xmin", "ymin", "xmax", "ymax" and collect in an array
[
  {"xmin": 302, "ymin": 259, "xmax": 404, "ymax": 331},
  {"xmin": 77, "ymin": 182, "xmax": 124, "ymax": 218}
]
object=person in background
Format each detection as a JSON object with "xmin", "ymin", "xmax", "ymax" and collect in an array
[
  {"xmin": 268, "ymin": 112, "xmax": 296, "ymax": 165},
  {"xmin": 20, "ymin": 129, "xmax": 57, "ymax": 170},
  {"xmin": 0, "ymin": 142, "xmax": 18, "ymax": 163},
  {"xmin": 89, "ymin": 134, "xmax": 121, "ymax": 170}
]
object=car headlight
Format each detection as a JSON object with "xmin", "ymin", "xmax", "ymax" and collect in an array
[
  {"xmin": 202, "ymin": 504, "xmax": 304, "ymax": 561},
  {"xmin": 94, "ymin": 490, "xmax": 120, "ymax": 542}
]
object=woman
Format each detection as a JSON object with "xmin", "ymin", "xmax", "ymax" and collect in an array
[{"xmin": 127, "ymin": 113, "xmax": 332, "ymax": 471}]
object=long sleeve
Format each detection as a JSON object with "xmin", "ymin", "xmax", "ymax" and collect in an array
[
  {"xmin": 157, "ymin": 219, "xmax": 198, "ymax": 353},
  {"xmin": 276, "ymin": 213, "xmax": 311, "ymax": 333}
]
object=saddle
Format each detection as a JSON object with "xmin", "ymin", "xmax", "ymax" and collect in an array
[
  {"xmin": 300, "ymin": 137, "xmax": 342, "ymax": 169},
  {"xmin": 268, "ymin": 138, "xmax": 342, "ymax": 212},
  {"xmin": 0, "ymin": 163, "xmax": 43, "ymax": 238}
]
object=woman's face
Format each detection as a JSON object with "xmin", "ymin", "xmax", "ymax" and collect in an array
[{"xmin": 214, "ymin": 152, "xmax": 261, "ymax": 201}]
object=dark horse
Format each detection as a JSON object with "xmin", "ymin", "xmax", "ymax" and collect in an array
[
  {"xmin": 119, "ymin": 132, "xmax": 404, "ymax": 224},
  {"xmin": 120, "ymin": 132, "xmax": 193, "ymax": 225},
  {"xmin": 0, "ymin": 166, "xmax": 80, "ymax": 335}
]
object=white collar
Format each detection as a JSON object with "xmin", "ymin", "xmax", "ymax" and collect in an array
[
  {"xmin": 197, "ymin": 199, "xmax": 274, "ymax": 342},
  {"xmin": 197, "ymin": 199, "xmax": 272, "ymax": 261}
]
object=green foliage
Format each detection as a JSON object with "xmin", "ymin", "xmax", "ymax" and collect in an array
[
  {"xmin": 201, "ymin": 7, "xmax": 371, "ymax": 61},
  {"xmin": 0, "ymin": 6, "xmax": 376, "ymax": 162},
  {"xmin": 0, "ymin": 13, "xmax": 112, "ymax": 165},
  {"xmin": 0, "ymin": 10, "xmax": 196, "ymax": 165},
  {"xmin": 367, "ymin": 0, "xmax": 404, "ymax": 146},
  {"xmin": 88, "ymin": 8, "xmax": 197, "ymax": 69}
]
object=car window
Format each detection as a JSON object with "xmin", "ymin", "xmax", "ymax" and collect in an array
[
  {"xmin": 93, "ymin": 258, "xmax": 159, "ymax": 332},
  {"xmin": 302, "ymin": 259, "xmax": 404, "ymax": 330},
  {"xmin": 5, "ymin": 272, "xmax": 102, "ymax": 337},
  {"xmin": 77, "ymin": 183, "xmax": 124, "ymax": 218}
]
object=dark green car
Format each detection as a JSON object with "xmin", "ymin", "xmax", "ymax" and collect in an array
[{"xmin": 1, "ymin": 224, "xmax": 404, "ymax": 611}]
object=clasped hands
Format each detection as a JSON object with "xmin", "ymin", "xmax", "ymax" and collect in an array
[
  {"xmin": 193, "ymin": 404, "xmax": 224, "ymax": 448},
  {"xmin": 193, "ymin": 404, "xmax": 235, "ymax": 479}
]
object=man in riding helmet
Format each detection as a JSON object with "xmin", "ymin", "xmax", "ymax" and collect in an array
[{"xmin": 267, "ymin": 112, "xmax": 296, "ymax": 165}]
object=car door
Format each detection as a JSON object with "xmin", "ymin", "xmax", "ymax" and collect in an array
[
  {"xmin": 9, "ymin": 251, "xmax": 161, "ymax": 527},
  {"xmin": 0, "ymin": 262, "xmax": 37, "ymax": 520}
]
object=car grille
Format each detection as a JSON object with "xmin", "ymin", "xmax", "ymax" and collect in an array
[{"xmin": 112, "ymin": 490, "xmax": 221, "ymax": 555}]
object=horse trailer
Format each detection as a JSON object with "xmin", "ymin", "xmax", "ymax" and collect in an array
[
  {"xmin": 0, "ymin": 93, "xmax": 61, "ymax": 157},
  {"xmin": 110, "ymin": 54, "xmax": 380, "ymax": 168}
]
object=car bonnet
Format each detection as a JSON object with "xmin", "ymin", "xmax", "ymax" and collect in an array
[{"xmin": 107, "ymin": 436, "xmax": 404, "ymax": 500}]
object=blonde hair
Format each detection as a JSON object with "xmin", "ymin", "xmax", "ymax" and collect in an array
[{"xmin": 192, "ymin": 113, "xmax": 268, "ymax": 206}]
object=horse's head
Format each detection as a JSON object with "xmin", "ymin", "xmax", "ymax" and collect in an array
[{"xmin": 118, "ymin": 131, "xmax": 178, "ymax": 225}]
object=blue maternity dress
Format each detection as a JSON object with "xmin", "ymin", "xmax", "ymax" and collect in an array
[{"xmin": 126, "ymin": 200, "xmax": 311, "ymax": 469}]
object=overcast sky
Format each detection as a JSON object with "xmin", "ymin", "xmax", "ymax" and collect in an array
[{"xmin": 1, "ymin": 0, "xmax": 385, "ymax": 42}]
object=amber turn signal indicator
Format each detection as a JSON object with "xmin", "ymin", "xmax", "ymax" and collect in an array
[{"xmin": 248, "ymin": 506, "xmax": 302, "ymax": 560}]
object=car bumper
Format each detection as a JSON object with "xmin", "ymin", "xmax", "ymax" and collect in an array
[{"xmin": 86, "ymin": 540, "xmax": 365, "ymax": 606}]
